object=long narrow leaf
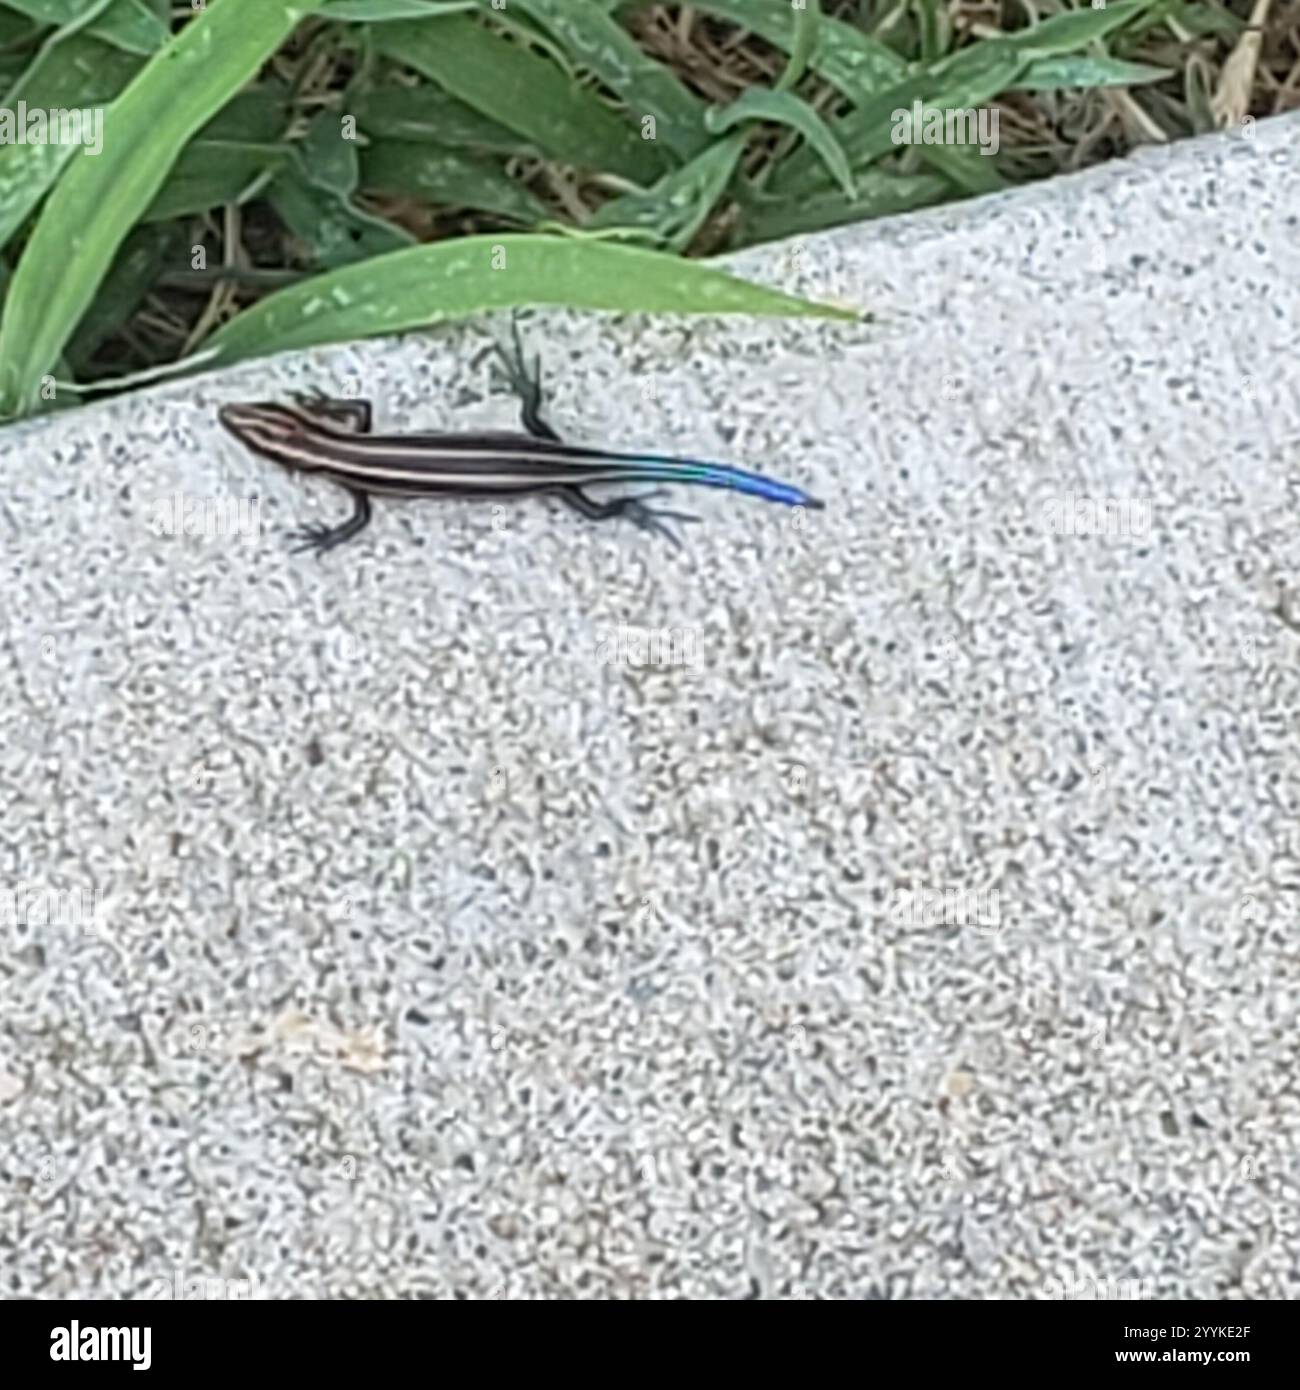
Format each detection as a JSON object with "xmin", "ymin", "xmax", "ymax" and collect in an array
[
  {"xmin": 0, "ymin": 0, "xmax": 324, "ymax": 416},
  {"xmin": 143, "ymin": 87, "xmax": 292, "ymax": 220},
  {"xmin": 735, "ymin": 169, "xmax": 952, "ymax": 244},
  {"xmin": 775, "ymin": 0, "xmax": 820, "ymax": 93},
  {"xmin": 320, "ymin": 0, "xmax": 477, "ymax": 17},
  {"xmin": 2, "ymin": 0, "xmax": 169, "ymax": 57},
  {"xmin": 267, "ymin": 163, "xmax": 414, "ymax": 270},
  {"xmin": 65, "ymin": 221, "xmax": 184, "ymax": 373},
  {"xmin": 0, "ymin": 33, "xmax": 141, "ymax": 253},
  {"xmin": 350, "ymin": 86, "xmax": 528, "ymax": 155},
  {"xmin": 1015, "ymin": 56, "xmax": 1172, "ymax": 91},
  {"xmin": 370, "ymin": 16, "xmax": 665, "ymax": 183},
  {"xmin": 706, "ymin": 90, "xmax": 855, "ymax": 199},
  {"xmin": 489, "ymin": 0, "xmax": 711, "ymax": 161},
  {"xmin": 361, "ymin": 141, "xmax": 551, "ymax": 224},
  {"xmin": 773, "ymin": 44, "xmax": 1025, "ymax": 195},
  {"xmin": 613, "ymin": 0, "xmax": 1004, "ymax": 196},
  {"xmin": 201, "ymin": 234, "xmax": 857, "ymax": 365},
  {"xmin": 142, "ymin": 141, "xmax": 288, "ymax": 222},
  {"xmin": 587, "ymin": 134, "xmax": 746, "ymax": 252}
]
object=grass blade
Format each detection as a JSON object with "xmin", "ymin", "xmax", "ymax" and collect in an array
[
  {"xmin": 1015, "ymin": 56, "xmax": 1172, "ymax": 91},
  {"xmin": 775, "ymin": 0, "xmax": 820, "ymax": 93},
  {"xmin": 494, "ymin": 0, "xmax": 711, "ymax": 160},
  {"xmin": 772, "ymin": 43, "xmax": 1025, "ymax": 195},
  {"xmin": 320, "ymin": 0, "xmax": 477, "ymax": 16},
  {"xmin": 586, "ymin": 133, "xmax": 746, "ymax": 252},
  {"xmin": 370, "ymin": 15, "xmax": 666, "ymax": 183},
  {"xmin": 2, "ymin": 0, "xmax": 169, "ymax": 57},
  {"xmin": 736, "ymin": 169, "xmax": 952, "ymax": 244},
  {"xmin": 65, "ymin": 221, "xmax": 184, "ymax": 373},
  {"xmin": 707, "ymin": 89, "xmax": 856, "ymax": 199},
  {"xmin": 360, "ymin": 140, "xmax": 551, "ymax": 225},
  {"xmin": 267, "ymin": 162, "xmax": 415, "ymax": 269},
  {"xmin": 142, "ymin": 141, "xmax": 288, "ymax": 221},
  {"xmin": 201, "ymin": 233, "xmax": 858, "ymax": 365},
  {"xmin": 0, "ymin": 33, "xmax": 141, "ymax": 253},
  {"xmin": 0, "ymin": 0, "xmax": 324, "ymax": 417},
  {"xmin": 638, "ymin": 0, "xmax": 1004, "ymax": 195},
  {"xmin": 350, "ymin": 85, "xmax": 529, "ymax": 155}
]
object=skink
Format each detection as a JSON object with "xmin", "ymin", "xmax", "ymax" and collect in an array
[{"xmin": 218, "ymin": 324, "xmax": 824, "ymax": 554}]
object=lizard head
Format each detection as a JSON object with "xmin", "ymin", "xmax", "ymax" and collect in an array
[{"xmin": 218, "ymin": 402, "xmax": 322, "ymax": 471}]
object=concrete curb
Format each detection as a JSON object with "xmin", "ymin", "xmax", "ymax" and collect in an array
[{"xmin": 2, "ymin": 115, "xmax": 1297, "ymax": 1298}]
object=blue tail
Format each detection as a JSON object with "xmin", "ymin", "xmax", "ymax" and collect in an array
[{"xmin": 633, "ymin": 455, "xmax": 824, "ymax": 510}]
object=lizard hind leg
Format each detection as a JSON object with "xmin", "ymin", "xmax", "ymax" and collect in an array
[{"xmin": 557, "ymin": 486, "xmax": 701, "ymax": 550}]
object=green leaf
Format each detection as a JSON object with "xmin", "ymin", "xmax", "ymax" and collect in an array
[
  {"xmin": 0, "ymin": 33, "xmax": 142, "ymax": 254},
  {"xmin": 142, "ymin": 141, "xmax": 288, "ymax": 222},
  {"xmin": 267, "ymin": 163, "xmax": 414, "ymax": 269},
  {"xmin": 141, "ymin": 85, "xmax": 293, "ymax": 219},
  {"xmin": 370, "ymin": 15, "xmax": 666, "ymax": 183},
  {"xmin": 1015, "ymin": 56, "xmax": 1172, "ymax": 91},
  {"xmin": 707, "ymin": 89, "xmax": 855, "ymax": 199},
  {"xmin": 201, "ymin": 233, "xmax": 858, "ymax": 366},
  {"xmin": 0, "ymin": 10, "xmax": 39, "ymax": 46},
  {"xmin": 1006, "ymin": 0, "xmax": 1161, "ymax": 58},
  {"xmin": 598, "ymin": 0, "xmax": 904, "ymax": 97},
  {"xmin": 360, "ymin": 140, "xmax": 550, "ymax": 224},
  {"xmin": 735, "ymin": 168, "xmax": 952, "ymax": 245},
  {"xmin": 298, "ymin": 110, "xmax": 361, "ymax": 198},
  {"xmin": 488, "ymin": 0, "xmax": 711, "ymax": 160},
  {"xmin": 587, "ymin": 133, "xmax": 746, "ymax": 252},
  {"xmin": 65, "ymin": 221, "xmax": 184, "ymax": 373},
  {"xmin": 1153, "ymin": 1, "xmax": 1244, "ymax": 38},
  {"xmin": 913, "ymin": 0, "xmax": 948, "ymax": 64},
  {"xmin": 775, "ymin": 0, "xmax": 820, "ymax": 93},
  {"xmin": 350, "ymin": 86, "xmax": 528, "ymax": 154},
  {"xmin": 773, "ymin": 42, "xmax": 1024, "ymax": 195},
  {"xmin": 654, "ymin": 0, "xmax": 1003, "ymax": 196},
  {"xmin": 196, "ymin": 86, "xmax": 292, "ymax": 143},
  {"xmin": 319, "ymin": 0, "xmax": 477, "ymax": 17},
  {"xmin": 0, "ymin": 0, "xmax": 325, "ymax": 416},
  {"xmin": 739, "ymin": 168, "xmax": 956, "ymax": 244},
  {"xmin": 1, "ymin": 0, "xmax": 170, "ymax": 56}
]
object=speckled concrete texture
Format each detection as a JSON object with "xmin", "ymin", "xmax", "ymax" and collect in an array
[{"xmin": 3, "ymin": 117, "xmax": 1300, "ymax": 1300}]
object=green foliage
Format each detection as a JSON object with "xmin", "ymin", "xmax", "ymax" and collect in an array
[{"xmin": 0, "ymin": 0, "xmax": 1194, "ymax": 418}]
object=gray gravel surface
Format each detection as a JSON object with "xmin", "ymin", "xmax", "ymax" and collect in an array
[{"xmin": 2, "ymin": 118, "xmax": 1298, "ymax": 1299}]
